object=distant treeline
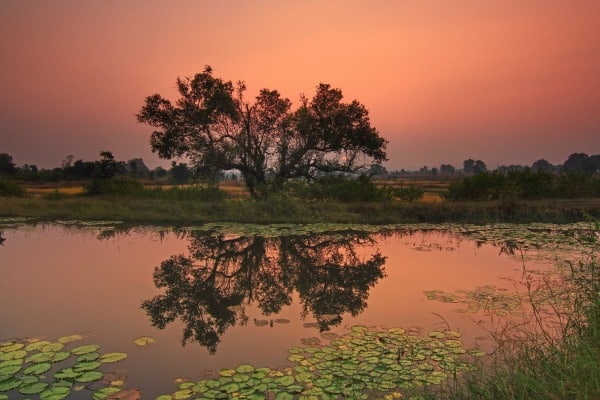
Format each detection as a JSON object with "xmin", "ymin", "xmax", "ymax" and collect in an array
[
  {"xmin": 0, "ymin": 151, "xmax": 208, "ymax": 184},
  {"xmin": 369, "ymin": 153, "xmax": 600, "ymax": 177}
]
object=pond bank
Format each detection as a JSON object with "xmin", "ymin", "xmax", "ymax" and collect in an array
[{"xmin": 1, "ymin": 197, "xmax": 599, "ymax": 225}]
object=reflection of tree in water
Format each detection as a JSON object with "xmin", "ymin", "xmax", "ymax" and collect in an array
[
  {"xmin": 0, "ymin": 231, "xmax": 5, "ymax": 246},
  {"xmin": 141, "ymin": 231, "xmax": 385, "ymax": 353},
  {"xmin": 281, "ymin": 233, "xmax": 386, "ymax": 331}
]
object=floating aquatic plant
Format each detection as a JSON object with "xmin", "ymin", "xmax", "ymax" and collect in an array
[
  {"xmin": 0, "ymin": 335, "xmax": 129, "ymax": 399},
  {"xmin": 156, "ymin": 325, "xmax": 485, "ymax": 399},
  {"xmin": 133, "ymin": 336, "xmax": 156, "ymax": 346}
]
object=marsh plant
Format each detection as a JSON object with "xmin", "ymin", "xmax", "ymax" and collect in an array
[{"xmin": 424, "ymin": 222, "xmax": 600, "ymax": 399}]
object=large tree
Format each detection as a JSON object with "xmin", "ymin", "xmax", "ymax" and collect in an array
[{"xmin": 137, "ymin": 66, "xmax": 387, "ymax": 197}]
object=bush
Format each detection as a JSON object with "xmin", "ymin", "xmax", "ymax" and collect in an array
[
  {"xmin": 301, "ymin": 175, "xmax": 392, "ymax": 202},
  {"xmin": 85, "ymin": 177, "xmax": 144, "ymax": 196},
  {"xmin": 0, "ymin": 177, "xmax": 25, "ymax": 197},
  {"xmin": 444, "ymin": 170, "xmax": 600, "ymax": 201},
  {"xmin": 393, "ymin": 185, "xmax": 424, "ymax": 203}
]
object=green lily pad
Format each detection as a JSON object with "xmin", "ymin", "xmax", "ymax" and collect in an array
[
  {"xmin": 23, "ymin": 362, "xmax": 52, "ymax": 375},
  {"xmin": 218, "ymin": 368, "xmax": 236, "ymax": 377},
  {"xmin": 77, "ymin": 352, "xmax": 100, "ymax": 362},
  {"xmin": 92, "ymin": 387, "xmax": 122, "ymax": 400},
  {"xmin": 26, "ymin": 352, "xmax": 55, "ymax": 363},
  {"xmin": 19, "ymin": 381, "xmax": 49, "ymax": 395},
  {"xmin": 74, "ymin": 361, "xmax": 101, "ymax": 371},
  {"xmin": 0, "ymin": 343, "xmax": 24, "ymax": 353},
  {"xmin": 24, "ymin": 341, "xmax": 51, "ymax": 352},
  {"xmin": 133, "ymin": 336, "xmax": 155, "ymax": 346},
  {"xmin": 75, "ymin": 371, "xmax": 103, "ymax": 383},
  {"xmin": 0, "ymin": 377, "xmax": 21, "ymax": 391},
  {"xmin": 222, "ymin": 382, "xmax": 240, "ymax": 393},
  {"xmin": 99, "ymin": 352, "xmax": 127, "ymax": 363},
  {"xmin": 41, "ymin": 342, "xmax": 65, "ymax": 352},
  {"xmin": 236, "ymin": 364, "xmax": 254, "ymax": 374},
  {"xmin": 58, "ymin": 335, "xmax": 85, "ymax": 344},
  {"xmin": 276, "ymin": 375, "xmax": 295, "ymax": 386},
  {"xmin": 173, "ymin": 389, "xmax": 193, "ymax": 399},
  {"xmin": 40, "ymin": 386, "xmax": 70, "ymax": 400},
  {"xmin": 51, "ymin": 351, "xmax": 71, "ymax": 363},
  {"xmin": 275, "ymin": 393, "xmax": 294, "ymax": 400},
  {"xmin": 54, "ymin": 368, "xmax": 80, "ymax": 379},
  {"xmin": 0, "ymin": 350, "xmax": 26, "ymax": 361},
  {"xmin": 71, "ymin": 344, "xmax": 100, "ymax": 355},
  {"xmin": 0, "ymin": 364, "xmax": 21, "ymax": 376}
]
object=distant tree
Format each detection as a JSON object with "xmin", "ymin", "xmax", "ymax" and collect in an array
[
  {"xmin": 126, "ymin": 158, "xmax": 150, "ymax": 178},
  {"xmin": 474, "ymin": 160, "xmax": 487, "ymax": 174},
  {"xmin": 95, "ymin": 151, "xmax": 124, "ymax": 179},
  {"xmin": 367, "ymin": 163, "xmax": 387, "ymax": 177},
  {"xmin": 439, "ymin": 164, "xmax": 455, "ymax": 175},
  {"xmin": 463, "ymin": 159, "xmax": 487, "ymax": 174},
  {"xmin": 0, "ymin": 153, "xmax": 17, "ymax": 175},
  {"xmin": 152, "ymin": 166, "xmax": 168, "ymax": 179},
  {"xmin": 463, "ymin": 159, "xmax": 475, "ymax": 174},
  {"xmin": 62, "ymin": 154, "xmax": 75, "ymax": 169},
  {"xmin": 170, "ymin": 161, "xmax": 191, "ymax": 184},
  {"xmin": 496, "ymin": 165, "xmax": 524, "ymax": 174},
  {"xmin": 137, "ymin": 66, "xmax": 387, "ymax": 197},
  {"xmin": 560, "ymin": 153, "xmax": 600, "ymax": 174},
  {"xmin": 68, "ymin": 159, "xmax": 97, "ymax": 179},
  {"xmin": 531, "ymin": 159, "xmax": 555, "ymax": 173}
]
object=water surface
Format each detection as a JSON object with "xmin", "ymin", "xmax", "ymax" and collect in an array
[{"xmin": 0, "ymin": 223, "xmax": 561, "ymax": 397}]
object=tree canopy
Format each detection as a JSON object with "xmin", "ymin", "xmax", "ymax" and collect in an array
[{"xmin": 137, "ymin": 66, "xmax": 387, "ymax": 197}]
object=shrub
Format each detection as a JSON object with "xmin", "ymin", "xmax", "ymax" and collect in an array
[
  {"xmin": 301, "ymin": 175, "xmax": 392, "ymax": 202},
  {"xmin": 0, "ymin": 177, "xmax": 25, "ymax": 197},
  {"xmin": 393, "ymin": 185, "xmax": 424, "ymax": 203},
  {"xmin": 85, "ymin": 177, "xmax": 144, "ymax": 196},
  {"xmin": 444, "ymin": 170, "xmax": 600, "ymax": 201}
]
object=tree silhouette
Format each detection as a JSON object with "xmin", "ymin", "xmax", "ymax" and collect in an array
[{"xmin": 137, "ymin": 66, "xmax": 387, "ymax": 197}]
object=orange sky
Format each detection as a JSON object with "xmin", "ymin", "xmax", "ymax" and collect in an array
[{"xmin": 1, "ymin": 0, "xmax": 599, "ymax": 170}]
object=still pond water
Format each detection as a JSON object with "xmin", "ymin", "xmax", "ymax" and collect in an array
[{"xmin": 0, "ymin": 222, "xmax": 585, "ymax": 399}]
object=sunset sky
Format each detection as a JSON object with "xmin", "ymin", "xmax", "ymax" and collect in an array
[{"xmin": 1, "ymin": 0, "xmax": 599, "ymax": 170}]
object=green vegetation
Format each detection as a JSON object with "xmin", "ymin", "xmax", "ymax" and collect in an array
[
  {"xmin": 417, "ymin": 223, "xmax": 600, "ymax": 399},
  {"xmin": 0, "ymin": 177, "xmax": 25, "ymax": 197},
  {"xmin": 1, "ymin": 194, "xmax": 599, "ymax": 225},
  {"xmin": 156, "ymin": 325, "xmax": 484, "ymax": 400},
  {"xmin": 0, "ymin": 334, "xmax": 128, "ymax": 399},
  {"xmin": 445, "ymin": 169, "xmax": 600, "ymax": 201}
]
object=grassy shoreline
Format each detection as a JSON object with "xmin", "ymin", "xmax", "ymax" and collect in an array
[{"xmin": 1, "ymin": 196, "xmax": 599, "ymax": 225}]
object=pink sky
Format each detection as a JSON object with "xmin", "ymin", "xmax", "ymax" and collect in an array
[{"xmin": 1, "ymin": 0, "xmax": 599, "ymax": 170}]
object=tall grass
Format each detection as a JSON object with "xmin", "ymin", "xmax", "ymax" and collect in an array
[{"xmin": 422, "ymin": 222, "xmax": 600, "ymax": 399}]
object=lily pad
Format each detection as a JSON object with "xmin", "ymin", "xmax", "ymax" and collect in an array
[
  {"xmin": 99, "ymin": 352, "xmax": 128, "ymax": 363},
  {"xmin": 40, "ymin": 386, "xmax": 70, "ymax": 400},
  {"xmin": 71, "ymin": 344, "xmax": 100, "ymax": 355},
  {"xmin": 58, "ymin": 334, "xmax": 85, "ymax": 344},
  {"xmin": 23, "ymin": 362, "xmax": 52, "ymax": 375},
  {"xmin": 75, "ymin": 371, "xmax": 104, "ymax": 383},
  {"xmin": 133, "ymin": 336, "xmax": 155, "ymax": 346},
  {"xmin": 19, "ymin": 381, "xmax": 49, "ymax": 395},
  {"xmin": 92, "ymin": 387, "xmax": 122, "ymax": 400},
  {"xmin": 77, "ymin": 352, "xmax": 100, "ymax": 362},
  {"xmin": 0, "ymin": 377, "xmax": 21, "ymax": 391}
]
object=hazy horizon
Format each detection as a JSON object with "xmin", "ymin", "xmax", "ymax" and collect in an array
[{"xmin": 1, "ymin": 1, "xmax": 599, "ymax": 170}]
